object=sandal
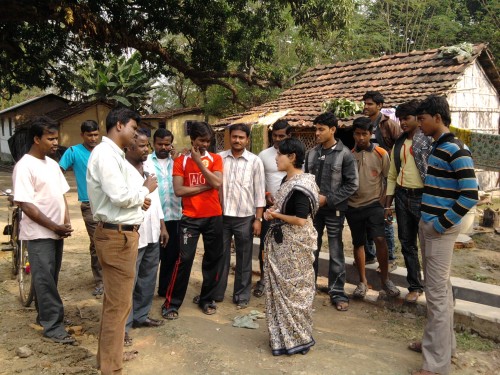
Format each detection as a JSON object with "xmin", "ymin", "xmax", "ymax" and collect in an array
[
  {"xmin": 253, "ymin": 283, "xmax": 265, "ymax": 298},
  {"xmin": 123, "ymin": 350, "xmax": 139, "ymax": 362},
  {"xmin": 352, "ymin": 282, "xmax": 368, "ymax": 298},
  {"xmin": 408, "ymin": 341, "xmax": 422, "ymax": 353},
  {"xmin": 201, "ymin": 302, "xmax": 217, "ymax": 315},
  {"xmin": 334, "ymin": 300, "xmax": 349, "ymax": 312},
  {"xmin": 192, "ymin": 295, "xmax": 200, "ymax": 304},
  {"xmin": 161, "ymin": 306, "xmax": 179, "ymax": 320},
  {"xmin": 382, "ymin": 280, "xmax": 401, "ymax": 298},
  {"xmin": 124, "ymin": 332, "xmax": 133, "ymax": 347},
  {"xmin": 45, "ymin": 333, "xmax": 76, "ymax": 344}
]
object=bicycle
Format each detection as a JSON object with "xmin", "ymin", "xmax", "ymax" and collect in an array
[{"xmin": 1, "ymin": 188, "xmax": 34, "ymax": 307}]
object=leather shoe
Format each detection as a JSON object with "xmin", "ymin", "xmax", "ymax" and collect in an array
[
  {"xmin": 405, "ymin": 291, "xmax": 422, "ymax": 303},
  {"xmin": 133, "ymin": 317, "xmax": 165, "ymax": 328}
]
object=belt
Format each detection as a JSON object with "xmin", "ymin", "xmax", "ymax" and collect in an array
[
  {"xmin": 396, "ymin": 186, "xmax": 424, "ymax": 196},
  {"xmin": 99, "ymin": 222, "xmax": 140, "ymax": 232}
]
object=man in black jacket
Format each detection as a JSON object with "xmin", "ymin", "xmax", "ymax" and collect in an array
[{"xmin": 305, "ymin": 112, "xmax": 359, "ymax": 312}]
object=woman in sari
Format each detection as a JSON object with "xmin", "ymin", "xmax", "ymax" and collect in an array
[{"xmin": 263, "ymin": 138, "xmax": 319, "ymax": 356}]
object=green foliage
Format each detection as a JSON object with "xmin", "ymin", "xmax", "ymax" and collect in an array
[
  {"xmin": 74, "ymin": 52, "xmax": 154, "ymax": 111},
  {"xmin": 322, "ymin": 98, "xmax": 363, "ymax": 119}
]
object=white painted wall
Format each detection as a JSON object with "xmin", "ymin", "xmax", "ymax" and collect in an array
[{"xmin": 448, "ymin": 61, "xmax": 499, "ymax": 134}]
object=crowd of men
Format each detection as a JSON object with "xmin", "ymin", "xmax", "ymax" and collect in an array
[{"xmin": 12, "ymin": 92, "xmax": 479, "ymax": 375}]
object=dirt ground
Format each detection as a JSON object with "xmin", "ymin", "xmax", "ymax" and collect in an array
[{"xmin": 0, "ymin": 171, "xmax": 499, "ymax": 375}]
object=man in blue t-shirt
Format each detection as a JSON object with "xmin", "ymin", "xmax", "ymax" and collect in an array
[{"xmin": 59, "ymin": 120, "xmax": 103, "ymax": 296}]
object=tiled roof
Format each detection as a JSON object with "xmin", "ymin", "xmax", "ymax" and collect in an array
[
  {"xmin": 45, "ymin": 100, "xmax": 112, "ymax": 121},
  {"xmin": 0, "ymin": 94, "xmax": 69, "ymax": 115},
  {"xmin": 216, "ymin": 44, "xmax": 499, "ymax": 128},
  {"xmin": 142, "ymin": 107, "xmax": 203, "ymax": 119}
]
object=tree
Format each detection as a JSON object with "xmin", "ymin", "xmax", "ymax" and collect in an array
[
  {"xmin": 0, "ymin": 0, "xmax": 354, "ymax": 102},
  {"xmin": 74, "ymin": 52, "xmax": 154, "ymax": 111}
]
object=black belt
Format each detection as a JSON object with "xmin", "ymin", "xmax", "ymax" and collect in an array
[
  {"xmin": 99, "ymin": 222, "xmax": 140, "ymax": 232},
  {"xmin": 396, "ymin": 186, "xmax": 424, "ymax": 196}
]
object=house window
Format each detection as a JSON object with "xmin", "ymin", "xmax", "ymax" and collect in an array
[{"xmin": 159, "ymin": 121, "xmax": 166, "ymax": 129}]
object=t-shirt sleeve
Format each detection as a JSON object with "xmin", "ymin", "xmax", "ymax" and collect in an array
[
  {"xmin": 172, "ymin": 156, "xmax": 184, "ymax": 177},
  {"xmin": 212, "ymin": 154, "xmax": 223, "ymax": 172},
  {"xmin": 13, "ymin": 163, "xmax": 35, "ymax": 203},
  {"xmin": 58, "ymin": 167, "xmax": 70, "ymax": 194},
  {"xmin": 59, "ymin": 147, "xmax": 74, "ymax": 170}
]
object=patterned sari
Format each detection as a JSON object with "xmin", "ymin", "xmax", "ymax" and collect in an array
[{"xmin": 264, "ymin": 173, "xmax": 319, "ymax": 356}]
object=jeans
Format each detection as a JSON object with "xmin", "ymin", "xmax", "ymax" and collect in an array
[
  {"xmin": 395, "ymin": 188, "xmax": 424, "ymax": 292},
  {"xmin": 157, "ymin": 220, "xmax": 181, "ymax": 297},
  {"xmin": 313, "ymin": 210, "xmax": 348, "ymax": 303},
  {"xmin": 365, "ymin": 221, "xmax": 395, "ymax": 261}
]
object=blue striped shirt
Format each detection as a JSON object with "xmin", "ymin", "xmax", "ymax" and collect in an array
[
  {"xmin": 146, "ymin": 152, "xmax": 182, "ymax": 221},
  {"xmin": 421, "ymin": 133, "xmax": 479, "ymax": 233}
]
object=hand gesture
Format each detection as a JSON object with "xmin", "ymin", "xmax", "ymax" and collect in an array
[
  {"xmin": 191, "ymin": 146, "xmax": 202, "ymax": 164},
  {"xmin": 143, "ymin": 174, "xmax": 158, "ymax": 193},
  {"xmin": 142, "ymin": 197, "xmax": 151, "ymax": 211},
  {"xmin": 54, "ymin": 223, "xmax": 74, "ymax": 238}
]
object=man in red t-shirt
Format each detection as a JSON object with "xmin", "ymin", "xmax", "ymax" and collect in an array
[{"xmin": 161, "ymin": 121, "xmax": 224, "ymax": 319}]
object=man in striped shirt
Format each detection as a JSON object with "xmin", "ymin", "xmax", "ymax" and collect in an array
[
  {"xmin": 215, "ymin": 124, "xmax": 266, "ymax": 308},
  {"xmin": 411, "ymin": 96, "xmax": 478, "ymax": 375}
]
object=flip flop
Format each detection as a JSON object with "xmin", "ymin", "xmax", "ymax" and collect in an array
[
  {"xmin": 253, "ymin": 284, "xmax": 265, "ymax": 298},
  {"xmin": 408, "ymin": 341, "xmax": 422, "ymax": 353},
  {"xmin": 124, "ymin": 332, "xmax": 133, "ymax": 347},
  {"xmin": 192, "ymin": 295, "xmax": 200, "ymax": 304},
  {"xmin": 201, "ymin": 302, "xmax": 217, "ymax": 315},
  {"xmin": 334, "ymin": 300, "xmax": 349, "ymax": 312}
]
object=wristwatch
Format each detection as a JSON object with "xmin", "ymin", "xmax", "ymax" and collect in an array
[{"xmin": 256, "ymin": 217, "xmax": 263, "ymax": 222}]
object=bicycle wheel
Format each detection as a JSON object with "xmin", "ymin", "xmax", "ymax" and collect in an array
[
  {"xmin": 18, "ymin": 239, "xmax": 34, "ymax": 307},
  {"xmin": 10, "ymin": 208, "xmax": 20, "ymax": 276}
]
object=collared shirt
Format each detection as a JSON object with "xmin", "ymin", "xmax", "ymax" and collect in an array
[
  {"xmin": 146, "ymin": 152, "xmax": 182, "ymax": 221},
  {"xmin": 219, "ymin": 148, "xmax": 266, "ymax": 217},
  {"xmin": 258, "ymin": 146, "xmax": 286, "ymax": 198},
  {"xmin": 59, "ymin": 143, "xmax": 91, "ymax": 202},
  {"xmin": 349, "ymin": 144, "xmax": 390, "ymax": 208},
  {"xmin": 86, "ymin": 136, "xmax": 147, "ymax": 225},
  {"xmin": 126, "ymin": 162, "xmax": 164, "ymax": 248},
  {"xmin": 387, "ymin": 138, "xmax": 424, "ymax": 195}
]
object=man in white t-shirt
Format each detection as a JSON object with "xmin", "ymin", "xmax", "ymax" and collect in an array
[
  {"xmin": 253, "ymin": 120, "xmax": 290, "ymax": 298},
  {"xmin": 13, "ymin": 116, "xmax": 75, "ymax": 344},
  {"xmin": 124, "ymin": 130, "xmax": 167, "ymax": 346}
]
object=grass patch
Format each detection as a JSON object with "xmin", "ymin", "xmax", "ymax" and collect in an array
[{"xmin": 456, "ymin": 332, "xmax": 500, "ymax": 352}]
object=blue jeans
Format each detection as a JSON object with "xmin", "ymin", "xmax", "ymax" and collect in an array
[
  {"xmin": 313, "ymin": 210, "xmax": 348, "ymax": 303},
  {"xmin": 365, "ymin": 221, "xmax": 395, "ymax": 261},
  {"xmin": 395, "ymin": 188, "xmax": 424, "ymax": 292}
]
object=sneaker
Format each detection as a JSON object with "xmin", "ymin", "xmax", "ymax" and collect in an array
[
  {"xmin": 352, "ymin": 282, "xmax": 368, "ymax": 298},
  {"xmin": 382, "ymin": 280, "xmax": 400, "ymax": 297}
]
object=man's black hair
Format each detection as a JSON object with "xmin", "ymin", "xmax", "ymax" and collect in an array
[
  {"xmin": 352, "ymin": 117, "xmax": 374, "ymax": 133},
  {"xmin": 395, "ymin": 100, "xmax": 421, "ymax": 119},
  {"xmin": 105, "ymin": 107, "xmax": 141, "ymax": 132},
  {"xmin": 189, "ymin": 121, "xmax": 213, "ymax": 140},
  {"xmin": 229, "ymin": 123, "xmax": 250, "ymax": 137},
  {"xmin": 362, "ymin": 91, "xmax": 385, "ymax": 105},
  {"xmin": 273, "ymin": 120, "xmax": 291, "ymax": 135},
  {"xmin": 153, "ymin": 128, "xmax": 174, "ymax": 142},
  {"xmin": 415, "ymin": 95, "xmax": 451, "ymax": 127},
  {"xmin": 29, "ymin": 116, "xmax": 59, "ymax": 141},
  {"xmin": 80, "ymin": 120, "xmax": 99, "ymax": 133},
  {"xmin": 313, "ymin": 112, "xmax": 338, "ymax": 128}
]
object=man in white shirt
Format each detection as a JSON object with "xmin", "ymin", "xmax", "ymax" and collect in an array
[
  {"xmin": 124, "ymin": 130, "xmax": 167, "ymax": 346},
  {"xmin": 86, "ymin": 107, "xmax": 157, "ymax": 375},
  {"xmin": 215, "ymin": 124, "xmax": 266, "ymax": 308},
  {"xmin": 253, "ymin": 120, "xmax": 290, "ymax": 298},
  {"xmin": 13, "ymin": 116, "xmax": 75, "ymax": 344},
  {"xmin": 145, "ymin": 128, "xmax": 183, "ymax": 298}
]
